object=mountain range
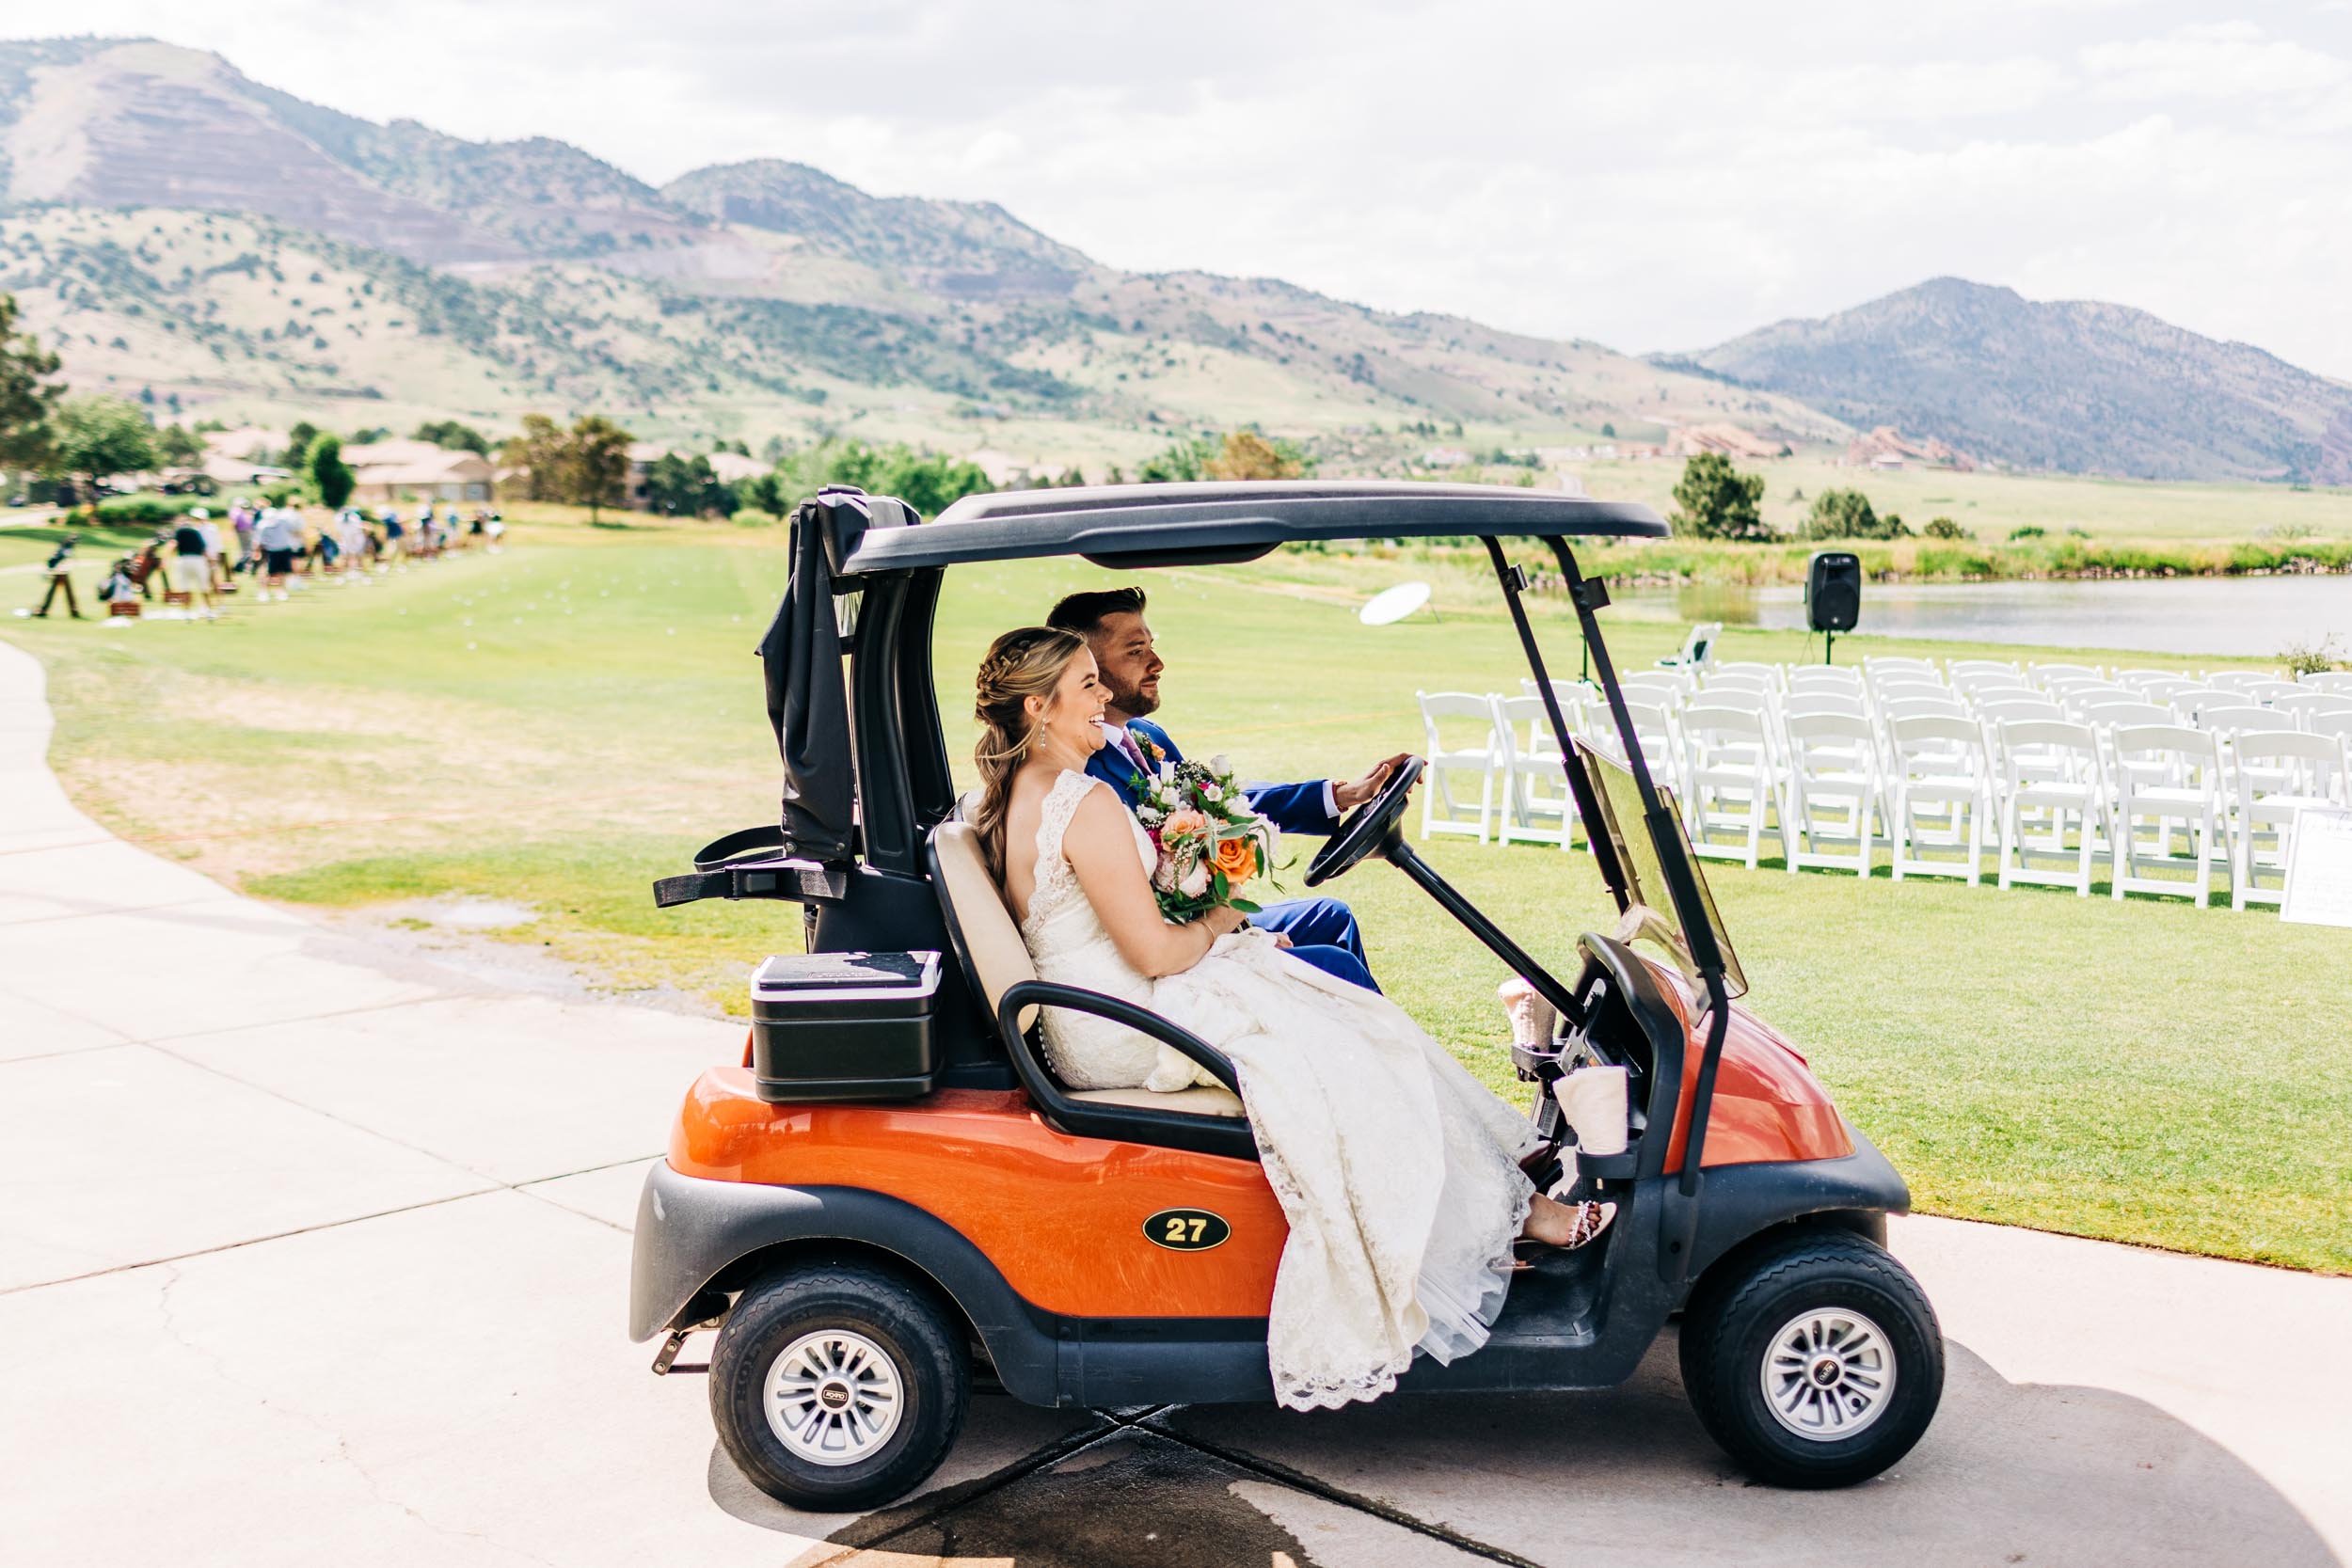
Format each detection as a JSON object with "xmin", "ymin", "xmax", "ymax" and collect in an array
[{"xmin": 0, "ymin": 36, "xmax": 2343, "ymax": 485}]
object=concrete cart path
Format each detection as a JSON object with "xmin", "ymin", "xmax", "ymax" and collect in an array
[{"xmin": 2, "ymin": 636, "xmax": 2346, "ymax": 1568}]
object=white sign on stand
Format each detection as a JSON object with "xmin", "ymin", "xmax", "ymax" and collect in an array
[{"xmin": 2280, "ymin": 807, "xmax": 2352, "ymax": 927}]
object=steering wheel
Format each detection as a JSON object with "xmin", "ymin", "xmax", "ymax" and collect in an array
[{"xmin": 1305, "ymin": 756, "xmax": 1423, "ymax": 887}]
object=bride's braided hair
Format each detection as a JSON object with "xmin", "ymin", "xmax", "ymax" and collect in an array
[{"xmin": 972, "ymin": 626, "xmax": 1088, "ymax": 879}]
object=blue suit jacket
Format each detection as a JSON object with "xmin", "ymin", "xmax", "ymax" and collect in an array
[{"xmin": 1085, "ymin": 718, "xmax": 1340, "ymax": 838}]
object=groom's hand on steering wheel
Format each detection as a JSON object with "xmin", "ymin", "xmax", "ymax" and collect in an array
[{"xmin": 1334, "ymin": 753, "xmax": 1416, "ymax": 813}]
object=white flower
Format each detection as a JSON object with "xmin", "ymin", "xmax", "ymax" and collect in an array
[
  {"xmin": 1158, "ymin": 760, "xmax": 1176, "ymax": 781},
  {"xmin": 1210, "ymin": 753, "xmax": 1232, "ymax": 776},
  {"xmin": 1201, "ymin": 783, "xmax": 1225, "ymax": 804},
  {"xmin": 1152, "ymin": 854, "xmax": 1180, "ymax": 893},
  {"xmin": 1179, "ymin": 862, "xmax": 1211, "ymax": 898},
  {"xmin": 1136, "ymin": 804, "xmax": 1166, "ymax": 827}
]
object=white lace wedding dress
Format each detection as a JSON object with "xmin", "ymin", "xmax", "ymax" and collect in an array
[{"xmin": 1016, "ymin": 769, "xmax": 1539, "ymax": 1410}]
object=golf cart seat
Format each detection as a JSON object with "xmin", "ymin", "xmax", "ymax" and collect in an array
[{"xmin": 927, "ymin": 823, "xmax": 1254, "ymax": 1155}]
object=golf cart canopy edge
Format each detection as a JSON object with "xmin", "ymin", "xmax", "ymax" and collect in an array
[{"xmin": 837, "ymin": 480, "xmax": 1667, "ymax": 574}]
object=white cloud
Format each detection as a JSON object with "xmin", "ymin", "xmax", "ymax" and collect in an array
[{"xmin": 25, "ymin": 0, "xmax": 2352, "ymax": 375}]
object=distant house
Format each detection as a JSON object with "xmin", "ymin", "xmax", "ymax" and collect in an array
[
  {"xmin": 202, "ymin": 427, "xmax": 286, "ymax": 464},
  {"xmin": 1667, "ymin": 423, "xmax": 1785, "ymax": 461},
  {"xmin": 1422, "ymin": 446, "xmax": 1473, "ymax": 468},
  {"xmin": 1843, "ymin": 425, "xmax": 1974, "ymax": 472},
  {"xmin": 623, "ymin": 445, "xmax": 771, "ymax": 509},
  {"xmin": 343, "ymin": 439, "xmax": 495, "ymax": 505}
]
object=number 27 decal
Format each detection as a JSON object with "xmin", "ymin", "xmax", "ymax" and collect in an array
[{"xmin": 1144, "ymin": 1208, "xmax": 1231, "ymax": 1251}]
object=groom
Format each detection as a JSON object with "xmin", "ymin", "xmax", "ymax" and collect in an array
[{"xmin": 1049, "ymin": 587, "xmax": 1409, "ymax": 993}]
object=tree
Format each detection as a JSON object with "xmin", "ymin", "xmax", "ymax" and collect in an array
[
  {"xmin": 564, "ymin": 415, "xmax": 632, "ymax": 521},
  {"xmin": 1136, "ymin": 435, "xmax": 1216, "ymax": 483},
  {"xmin": 151, "ymin": 422, "xmax": 206, "ymax": 467},
  {"xmin": 1922, "ymin": 517, "xmax": 1968, "ymax": 540},
  {"xmin": 1802, "ymin": 487, "xmax": 1909, "ymax": 540},
  {"xmin": 0, "ymin": 293, "xmax": 63, "ymax": 473},
  {"xmin": 47, "ymin": 395, "xmax": 155, "ymax": 494},
  {"xmin": 310, "ymin": 432, "xmax": 356, "ymax": 509},
  {"xmin": 1204, "ymin": 431, "xmax": 1307, "ymax": 481},
  {"xmin": 1667, "ymin": 452, "xmax": 1769, "ymax": 541},
  {"xmin": 502, "ymin": 414, "xmax": 569, "ymax": 501},
  {"xmin": 1599, "ymin": 422, "xmax": 1616, "ymax": 438},
  {"xmin": 282, "ymin": 420, "xmax": 320, "ymax": 470},
  {"xmin": 644, "ymin": 451, "xmax": 732, "ymax": 516},
  {"xmin": 412, "ymin": 418, "xmax": 489, "ymax": 454}
]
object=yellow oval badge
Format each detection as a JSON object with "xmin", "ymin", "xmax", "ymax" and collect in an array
[{"xmin": 1144, "ymin": 1208, "xmax": 1231, "ymax": 1251}]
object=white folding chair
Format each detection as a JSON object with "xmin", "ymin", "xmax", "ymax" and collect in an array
[
  {"xmin": 2271, "ymin": 691, "xmax": 2352, "ymax": 729},
  {"xmin": 1708, "ymin": 660, "xmax": 1785, "ymax": 691},
  {"xmin": 1616, "ymin": 698, "xmax": 1688, "ymax": 799},
  {"xmin": 1866, "ymin": 656, "xmax": 1939, "ymax": 684},
  {"xmin": 2133, "ymin": 676, "xmax": 2200, "ymax": 707},
  {"xmin": 1782, "ymin": 711, "xmax": 1879, "ymax": 877},
  {"xmin": 1416, "ymin": 691, "xmax": 1502, "ymax": 843},
  {"xmin": 1620, "ymin": 671, "xmax": 1692, "ymax": 708},
  {"xmin": 1887, "ymin": 714, "xmax": 1991, "ymax": 884},
  {"xmin": 2313, "ymin": 710, "xmax": 2352, "ymax": 748},
  {"xmin": 1994, "ymin": 721, "xmax": 2107, "ymax": 896},
  {"xmin": 2229, "ymin": 730, "xmax": 2352, "ymax": 910},
  {"xmin": 2110, "ymin": 725, "xmax": 2224, "ymax": 906},
  {"xmin": 1681, "ymin": 703, "xmax": 1783, "ymax": 870},
  {"xmin": 1954, "ymin": 672, "xmax": 2035, "ymax": 705},
  {"xmin": 1489, "ymin": 694, "xmax": 1578, "ymax": 849},
  {"xmin": 1783, "ymin": 690, "xmax": 1867, "ymax": 721},
  {"xmin": 1787, "ymin": 666, "xmax": 1866, "ymax": 698},
  {"xmin": 1523, "ymin": 678, "xmax": 1599, "ymax": 729},
  {"xmin": 2197, "ymin": 705, "xmax": 2293, "ymax": 742},
  {"xmin": 2029, "ymin": 662, "xmax": 2106, "ymax": 690},
  {"xmin": 2237, "ymin": 679, "xmax": 2305, "ymax": 705},
  {"xmin": 2167, "ymin": 687, "xmax": 2238, "ymax": 723},
  {"xmin": 2299, "ymin": 672, "xmax": 2352, "ymax": 695},
  {"xmin": 2074, "ymin": 699, "xmax": 2172, "ymax": 732},
  {"xmin": 2203, "ymin": 670, "xmax": 2281, "ymax": 694},
  {"xmin": 1948, "ymin": 658, "xmax": 2022, "ymax": 682},
  {"xmin": 2112, "ymin": 669, "xmax": 2181, "ymax": 692},
  {"xmin": 1657, "ymin": 622, "xmax": 1724, "ymax": 673},
  {"xmin": 1874, "ymin": 679, "xmax": 1955, "ymax": 707}
]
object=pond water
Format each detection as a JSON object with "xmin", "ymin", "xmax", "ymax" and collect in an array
[{"xmin": 1614, "ymin": 575, "xmax": 2352, "ymax": 658}]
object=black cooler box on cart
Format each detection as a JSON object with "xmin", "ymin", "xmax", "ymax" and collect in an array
[{"xmin": 748, "ymin": 950, "xmax": 943, "ymax": 1103}]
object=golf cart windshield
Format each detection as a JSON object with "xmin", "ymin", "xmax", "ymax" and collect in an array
[{"xmin": 1576, "ymin": 742, "xmax": 1748, "ymax": 998}]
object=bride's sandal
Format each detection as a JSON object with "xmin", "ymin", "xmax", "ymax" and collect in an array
[{"xmin": 1563, "ymin": 1199, "xmax": 1616, "ymax": 1250}]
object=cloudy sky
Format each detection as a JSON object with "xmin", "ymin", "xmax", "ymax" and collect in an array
[{"xmin": 34, "ymin": 1, "xmax": 2352, "ymax": 374}]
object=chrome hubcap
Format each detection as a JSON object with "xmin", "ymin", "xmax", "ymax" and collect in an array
[
  {"xmin": 1760, "ymin": 1307, "xmax": 1896, "ymax": 1441},
  {"xmin": 765, "ymin": 1329, "xmax": 904, "ymax": 1465}
]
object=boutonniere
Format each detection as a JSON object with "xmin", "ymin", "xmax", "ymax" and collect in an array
[{"xmin": 1135, "ymin": 733, "xmax": 1163, "ymax": 766}]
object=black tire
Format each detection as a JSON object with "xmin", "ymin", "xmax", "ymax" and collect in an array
[
  {"xmin": 1679, "ymin": 1229, "xmax": 1943, "ymax": 1488},
  {"xmin": 709, "ymin": 1261, "xmax": 970, "ymax": 1512}
]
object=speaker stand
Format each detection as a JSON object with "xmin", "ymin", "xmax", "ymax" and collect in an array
[{"xmin": 1825, "ymin": 628, "xmax": 1836, "ymax": 666}]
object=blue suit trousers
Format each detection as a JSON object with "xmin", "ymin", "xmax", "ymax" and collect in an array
[{"xmin": 1249, "ymin": 895, "xmax": 1379, "ymax": 993}]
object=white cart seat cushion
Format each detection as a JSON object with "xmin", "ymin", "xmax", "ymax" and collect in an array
[{"xmin": 1068, "ymin": 1085, "xmax": 1246, "ymax": 1117}]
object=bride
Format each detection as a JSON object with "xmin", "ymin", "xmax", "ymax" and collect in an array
[{"xmin": 974, "ymin": 626, "xmax": 1605, "ymax": 1411}]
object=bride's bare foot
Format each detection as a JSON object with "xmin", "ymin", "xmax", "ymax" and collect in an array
[{"xmin": 1520, "ymin": 1192, "xmax": 1616, "ymax": 1250}]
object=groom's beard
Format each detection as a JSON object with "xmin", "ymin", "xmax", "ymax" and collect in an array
[{"xmin": 1104, "ymin": 673, "xmax": 1160, "ymax": 721}]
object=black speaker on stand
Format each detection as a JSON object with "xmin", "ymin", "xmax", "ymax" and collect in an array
[{"xmin": 1806, "ymin": 550, "xmax": 1862, "ymax": 663}]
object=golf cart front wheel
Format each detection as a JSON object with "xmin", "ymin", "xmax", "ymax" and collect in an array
[
  {"xmin": 709, "ymin": 1260, "xmax": 970, "ymax": 1511},
  {"xmin": 1679, "ymin": 1230, "xmax": 1943, "ymax": 1488}
]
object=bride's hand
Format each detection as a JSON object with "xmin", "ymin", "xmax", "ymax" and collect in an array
[{"xmin": 1201, "ymin": 905, "xmax": 1249, "ymax": 939}]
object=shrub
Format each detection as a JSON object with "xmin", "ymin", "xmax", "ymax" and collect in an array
[
  {"xmin": 2280, "ymin": 636, "xmax": 2344, "ymax": 676},
  {"xmin": 2008, "ymin": 525, "xmax": 2046, "ymax": 541},
  {"xmin": 92, "ymin": 495, "xmax": 186, "ymax": 525},
  {"xmin": 1923, "ymin": 516, "xmax": 1969, "ymax": 540},
  {"xmin": 1803, "ymin": 488, "xmax": 1907, "ymax": 540}
]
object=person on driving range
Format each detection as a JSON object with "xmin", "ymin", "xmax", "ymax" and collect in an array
[{"xmin": 1048, "ymin": 586, "xmax": 1409, "ymax": 992}]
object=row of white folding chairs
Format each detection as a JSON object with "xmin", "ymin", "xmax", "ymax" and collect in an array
[{"xmin": 1715, "ymin": 708, "xmax": 2352, "ymax": 907}]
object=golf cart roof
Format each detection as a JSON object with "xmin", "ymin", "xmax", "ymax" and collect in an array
[{"xmin": 837, "ymin": 480, "xmax": 1667, "ymax": 573}]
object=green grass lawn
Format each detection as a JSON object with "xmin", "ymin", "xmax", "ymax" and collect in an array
[{"xmin": 7, "ymin": 505, "xmax": 2347, "ymax": 1274}]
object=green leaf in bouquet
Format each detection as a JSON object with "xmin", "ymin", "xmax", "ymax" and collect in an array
[{"xmin": 1229, "ymin": 898, "xmax": 1263, "ymax": 915}]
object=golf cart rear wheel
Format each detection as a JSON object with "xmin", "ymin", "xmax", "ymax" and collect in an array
[
  {"xmin": 709, "ymin": 1261, "xmax": 970, "ymax": 1511},
  {"xmin": 1679, "ymin": 1230, "xmax": 1943, "ymax": 1488}
]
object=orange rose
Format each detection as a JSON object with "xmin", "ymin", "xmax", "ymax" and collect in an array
[
  {"xmin": 1214, "ymin": 835, "xmax": 1257, "ymax": 885},
  {"xmin": 1162, "ymin": 808, "xmax": 1209, "ymax": 842}
]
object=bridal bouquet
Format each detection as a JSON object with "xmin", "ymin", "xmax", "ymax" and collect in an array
[{"xmin": 1132, "ymin": 755, "xmax": 1281, "ymax": 923}]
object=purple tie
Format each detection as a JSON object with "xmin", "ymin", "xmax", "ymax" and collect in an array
[{"xmin": 1116, "ymin": 727, "xmax": 1148, "ymax": 776}]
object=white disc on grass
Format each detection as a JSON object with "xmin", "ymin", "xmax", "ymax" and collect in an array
[{"xmin": 1360, "ymin": 581, "xmax": 1433, "ymax": 626}]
